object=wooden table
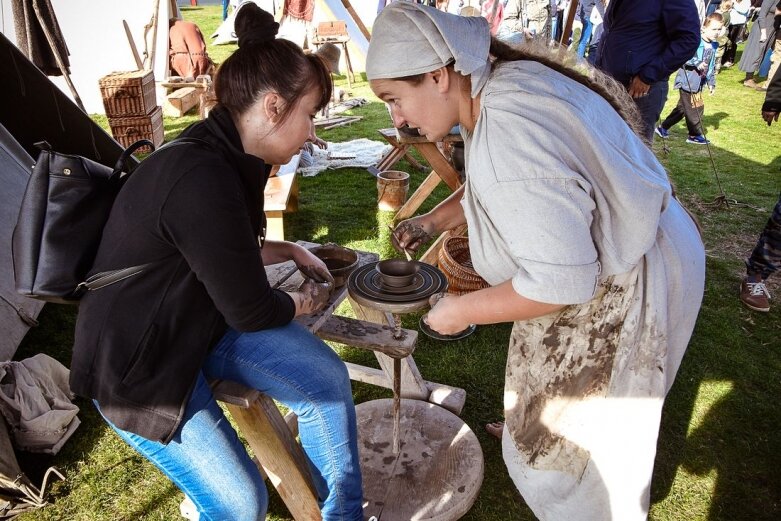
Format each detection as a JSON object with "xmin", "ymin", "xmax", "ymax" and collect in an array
[{"xmin": 376, "ymin": 128, "xmax": 467, "ymax": 266}]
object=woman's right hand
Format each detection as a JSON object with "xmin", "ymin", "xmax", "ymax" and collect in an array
[
  {"xmin": 290, "ymin": 279, "xmax": 333, "ymax": 316},
  {"xmin": 392, "ymin": 215, "xmax": 437, "ymax": 253}
]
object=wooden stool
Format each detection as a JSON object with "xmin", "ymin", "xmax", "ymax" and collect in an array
[
  {"xmin": 211, "ymin": 380, "xmax": 320, "ymax": 520},
  {"xmin": 357, "ymin": 398, "xmax": 484, "ymax": 520},
  {"xmin": 370, "ymin": 128, "xmax": 427, "ymax": 176}
]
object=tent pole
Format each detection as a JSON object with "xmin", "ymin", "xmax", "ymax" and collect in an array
[
  {"xmin": 558, "ymin": 0, "xmax": 579, "ymax": 47},
  {"xmin": 341, "ymin": 0, "xmax": 370, "ymax": 40},
  {"xmin": 31, "ymin": 0, "xmax": 86, "ymax": 112}
]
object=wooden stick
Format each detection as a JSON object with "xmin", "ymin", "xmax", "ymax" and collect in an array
[
  {"xmin": 393, "ymin": 357, "xmax": 401, "ymax": 453},
  {"xmin": 559, "ymin": 0, "xmax": 580, "ymax": 46},
  {"xmin": 341, "ymin": 0, "xmax": 371, "ymax": 41},
  {"xmin": 123, "ymin": 20, "xmax": 143, "ymax": 70}
]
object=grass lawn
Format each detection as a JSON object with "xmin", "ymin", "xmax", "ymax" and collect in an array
[{"xmin": 13, "ymin": 6, "xmax": 781, "ymax": 521}]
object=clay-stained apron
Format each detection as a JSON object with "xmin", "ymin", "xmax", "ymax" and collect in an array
[{"xmin": 504, "ymin": 267, "xmax": 667, "ymax": 478}]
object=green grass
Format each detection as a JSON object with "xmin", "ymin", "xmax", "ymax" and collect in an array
[{"xmin": 14, "ymin": 6, "xmax": 781, "ymax": 521}]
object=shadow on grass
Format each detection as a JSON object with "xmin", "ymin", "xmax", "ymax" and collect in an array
[{"xmin": 648, "ymin": 134, "xmax": 781, "ymax": 519}]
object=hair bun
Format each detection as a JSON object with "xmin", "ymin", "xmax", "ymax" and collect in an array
[{"xmin": 235, "ymin": 2, "xmax": 279, "ymax": 48}]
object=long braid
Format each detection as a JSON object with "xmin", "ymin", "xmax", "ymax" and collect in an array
[{"xmin": 489, "ymin": 38, "xmax": 646, "ymax": 140}]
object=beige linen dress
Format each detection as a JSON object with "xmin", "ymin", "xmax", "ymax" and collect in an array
[{"xmin": 461, "ymin": 61, "xmax": 705, "ymax": 520}]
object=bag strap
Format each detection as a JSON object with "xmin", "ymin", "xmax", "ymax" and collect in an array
[
  {"xmin": 79, "ymin": 137, "xmax": 215, "ymax": 295},
  {"xmin": 111, "ymin": 137, "xmax": 215, "ymax": 178}
]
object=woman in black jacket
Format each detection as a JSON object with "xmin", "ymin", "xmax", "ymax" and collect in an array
[{"xmin": 70, "ymin": 5, "xmax": 363, "ymax": 520}]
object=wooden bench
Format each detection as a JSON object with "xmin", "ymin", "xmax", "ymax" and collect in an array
[{"xmin": 264, "ymin": 154, "xmax": 301, "ymax": 241}]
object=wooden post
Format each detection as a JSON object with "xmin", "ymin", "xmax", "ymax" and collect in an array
[
  {"xmin": 559, "ymin": 0, "xmax": 580, "ymax": 46},
  {"xmin": 341, "ymin": 0, "xmax": 371, "ymax": 41}
]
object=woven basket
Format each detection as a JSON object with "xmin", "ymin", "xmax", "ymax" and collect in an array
[
  {"xmin": 438, "ymin": 236, "xmax": 489, "ymax": 295},
  {"xmin": 108, "ymin": 107, "xmax": 164, "ymax": 152},
  {"xmin": 99, "ymin": 70, "xmax": 157, "ymax": 117}
]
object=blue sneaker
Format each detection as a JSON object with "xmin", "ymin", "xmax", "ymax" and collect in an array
[
  {"xmin": 686, "ymin": 134, "xmax": 710, "ymax": 145},
  {"xmin": 655, "ymin": 126, "xmax": 669, "ymax": 138}
]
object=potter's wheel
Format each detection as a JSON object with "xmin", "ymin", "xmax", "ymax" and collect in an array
[{"xmin": 347, "ymin": 261, "xmax": 448, "ymax": 314}]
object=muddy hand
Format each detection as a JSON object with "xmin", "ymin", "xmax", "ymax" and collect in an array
[
  {"xmin": 294, "ymin": 246, "xmax": 335, "ymax": 285},
  {"xmin": 298, "ymin": 262, "xmax": 334, "ymax": 284},
  {"xmin": 393, "ymin": 216, "xmax": 435, "ymax": 253},
  {"xmin": 297, "ymin": 278, "xmax": 333, "ymax": 315}
]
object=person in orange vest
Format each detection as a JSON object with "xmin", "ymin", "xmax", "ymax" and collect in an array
[{"xmin": 169, "ymin": 19, "xmax": 215, "ymax": 81}]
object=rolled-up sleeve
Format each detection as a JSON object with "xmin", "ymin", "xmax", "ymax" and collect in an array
[{"xmin": 480, "ymin": 178, "xmax": 601, "ymax": 305}]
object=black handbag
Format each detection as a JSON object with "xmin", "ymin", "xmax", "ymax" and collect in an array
[{"xmin": 11, "ymin": 137, "xmax": 210, "ymax": 304}]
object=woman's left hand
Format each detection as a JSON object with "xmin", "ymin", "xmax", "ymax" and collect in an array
[
  {"xmin": 309, "ymin": 136, "xmax": 328, "ymax": 150},
  {"xmin": 293, "ymin": 246, "xmax": 334, "ymax": 284},
  {"xmin": 424, "ymin": 293, "xmax": 469, "ymax": 335}
]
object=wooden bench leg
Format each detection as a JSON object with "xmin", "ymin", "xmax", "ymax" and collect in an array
[
  {"xmin": 265, "ymin": 211, "xmax": 285, "ymax": 241},
  {"xmin": 224, "ymin": 395, "xmax": 322, "ymax": 521}
]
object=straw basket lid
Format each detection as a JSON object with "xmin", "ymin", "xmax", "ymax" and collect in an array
[{"xmin": 315, "ymin": 43, "xmax": 341, "ymax": 75}]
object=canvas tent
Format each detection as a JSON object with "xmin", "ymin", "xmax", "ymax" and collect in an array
[
  {"xmin": 0, "ymin": 29, "xmax": 130, "ymax": 362},
  {"xmin": 0, "ymin": 0, "xmax": 175, "ymax": 114}
]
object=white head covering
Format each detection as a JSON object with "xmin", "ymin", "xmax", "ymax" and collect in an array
[{"xmin": 366, "ymin": 2, "xmax": 491, "ymax": 98}]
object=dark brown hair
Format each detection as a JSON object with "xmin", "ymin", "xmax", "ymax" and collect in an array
[{"xmin": 214, "ymin": 3, "xmax": 331, "ymax": 123}]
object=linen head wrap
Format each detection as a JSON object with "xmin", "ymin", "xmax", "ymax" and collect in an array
[{"xmin": 366, "ymin": 3, "xmax": 491, "ymax": 98}]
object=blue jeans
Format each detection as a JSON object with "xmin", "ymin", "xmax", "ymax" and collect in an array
[
  {"xmin": 576, "ymin": 19, "xmax": 593, "ymax": 58},
  {"xmin": 97, "ymin": 322, "xmax": 363, "ymax": 521},
  {"xmin": 633, "ymin": 79, "xmax": 669, "ymax": 142}
]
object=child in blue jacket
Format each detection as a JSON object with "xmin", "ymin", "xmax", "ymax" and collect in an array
[{"xmin": 656, "ymin": 13, "xmax": 725, "ymax": 144}]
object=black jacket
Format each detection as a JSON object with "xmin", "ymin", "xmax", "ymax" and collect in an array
[{"xmin": 70, "ymin": 106, "xmax": 296, "ymax": 443}]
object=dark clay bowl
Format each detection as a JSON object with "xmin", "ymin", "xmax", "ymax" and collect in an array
[
  {"xmin": 309, "ymin": 244, "xmax": 359, "ymax": 287},
  {"xmin": 375, "ymin": 259, "xmax": 421, "ymax": 288}
]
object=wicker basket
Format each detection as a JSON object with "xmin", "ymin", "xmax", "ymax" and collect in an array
[
  {"xmin": 108, "ymin": 107, "xmax": 164, "ymax": 152},
  {"xmin": 437, "ymin": 236, "xmax": 490, "ymax": 295},
  {"xmin": 99, "ymin": 70, "xmax": 157, "ymax": 117}
]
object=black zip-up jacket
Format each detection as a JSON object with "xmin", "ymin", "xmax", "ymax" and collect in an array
[{"xmin": 70, "ymin": 106, "xmax": 296, "ymax": 443}]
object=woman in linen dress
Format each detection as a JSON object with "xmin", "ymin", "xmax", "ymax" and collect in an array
[{"xmin": 366, "ymin": 3, "xmax": 705, "ymax": 520}]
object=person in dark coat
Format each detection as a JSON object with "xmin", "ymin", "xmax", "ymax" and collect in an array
[
  {"xmin": 595, "ymin": 0, "xmax": 701, "ymax": 142},
  {"xmin": 738, "ymin": 0, "xmax": 778, "ymax": 86},
  {"xmin": 70, "ymin": 5, "xmax": 365, "ymax": 520},
  {"xmin": 740, "ymin": 63, "xmax": 781, "ymax": 311}
]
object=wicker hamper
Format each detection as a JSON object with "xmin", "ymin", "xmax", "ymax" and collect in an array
[
  {"xmin": 108, "ymin": 107, "xmax": 164, "ymax": 153},
  {"xmin": 99, "ymin": 70, "xmax": 157, "ymax": 117},
  {"xmin": 437, "ymin": 236, "xmax": 490, "ymax": 295}
]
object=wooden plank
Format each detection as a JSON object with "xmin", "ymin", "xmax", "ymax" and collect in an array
[
  {"xmin": 394, "ymin": 171, "xmax": 442, "ymax": 222},
  {"xmin": 211, "ymin": 379, "xmax": 260, "ymax": 408},
  {"xmin": 348, "ymin": 296, "xmax": 430, "ymax": 400},
  {"xmin": 265, "ymin": 211, "xmax": 285, "ymax": 241},
  {"xmin": 316, "ymin": 315, "xmax": 417, "ymax": 359},
  {"xmin": 225, "ymin": 396, "xmax": 322, "ymax": 521},
  {"xmin": 396, "ymin": 130, "xmax": 463, "ymax": 144},
  {"xmin": 344, "ymin": 364, "xmax": 467, "ymax": 415},
  {"xmin": 415, "ymin": 143, "xmax": 462, "ymax": 192},
  {"xmin": 163, "ymin": 86, "xmax": 198, "ymax": 117}
]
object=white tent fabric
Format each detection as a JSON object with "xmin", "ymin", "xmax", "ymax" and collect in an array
[{"xmin": 211, "ymin": 0, "xmax": 278, "ymax": 45}]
